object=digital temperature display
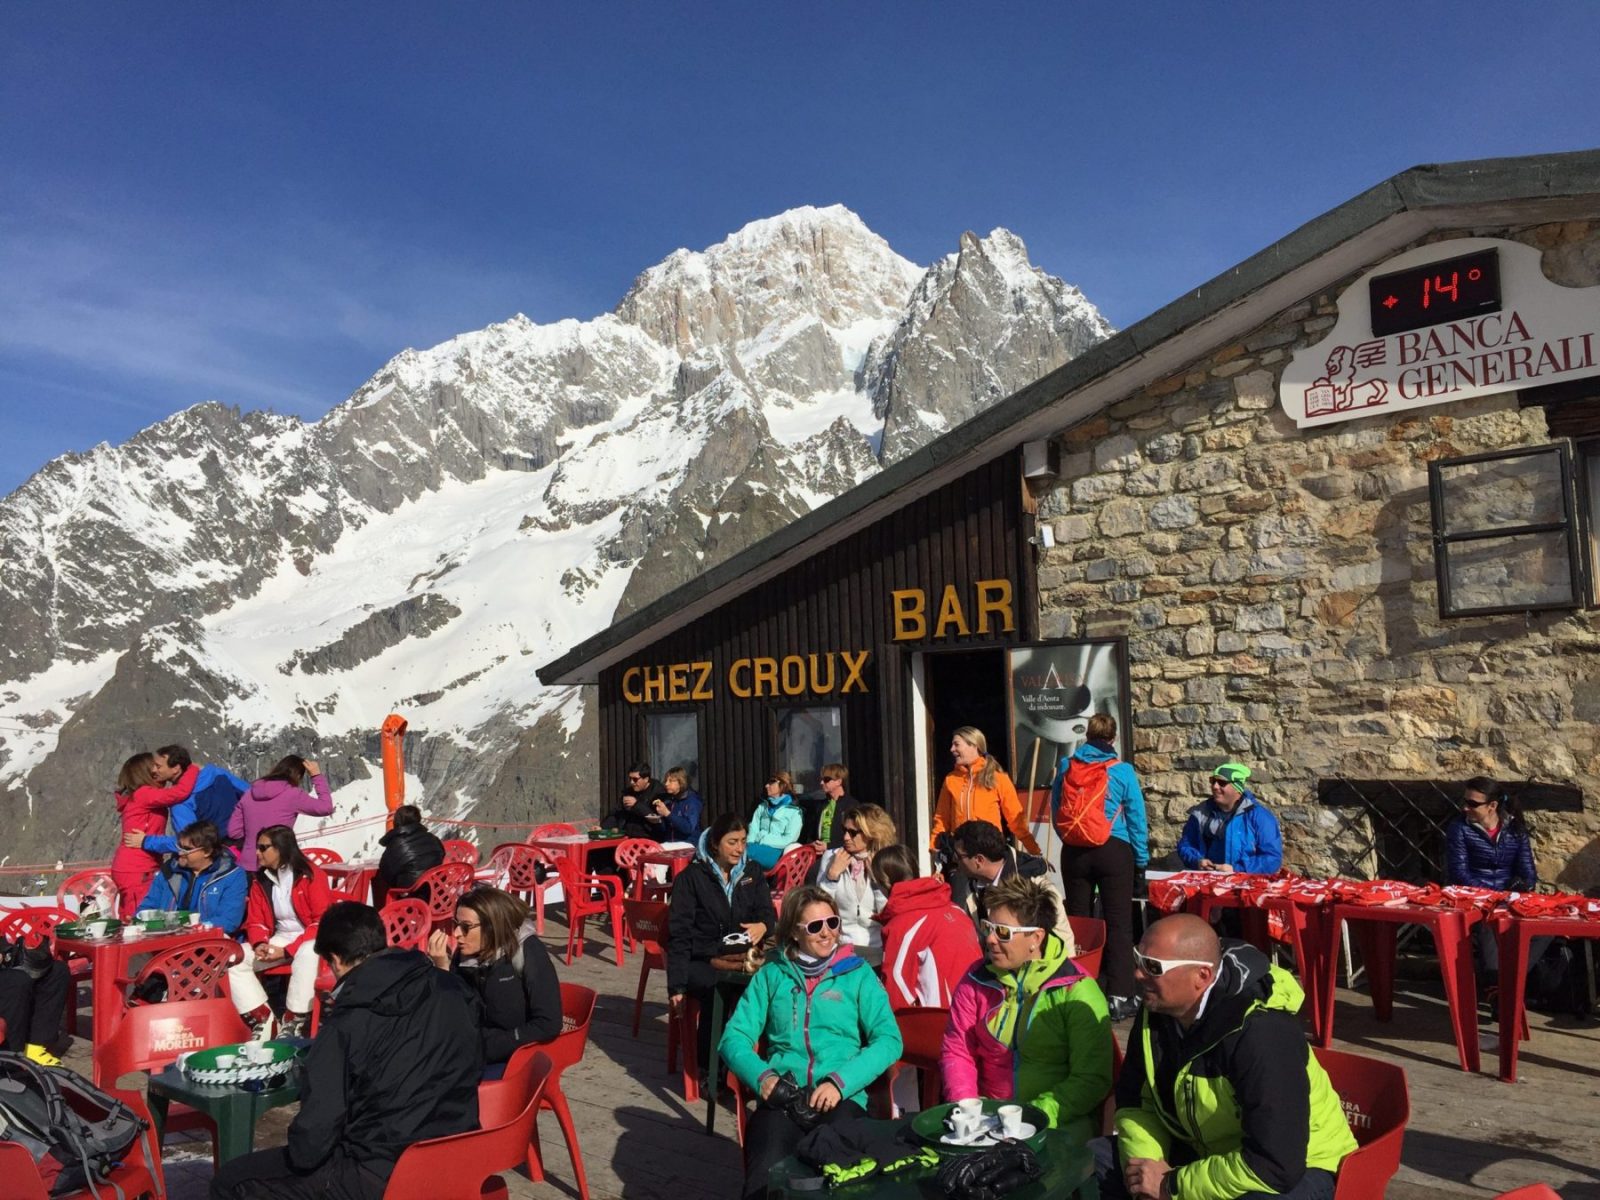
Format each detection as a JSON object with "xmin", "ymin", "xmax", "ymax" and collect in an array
[{"xmin": 1368, "ymin": 248, "xmax": 1501, "ymax": 338}]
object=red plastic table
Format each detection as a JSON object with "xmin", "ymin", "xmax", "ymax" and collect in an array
[
  {"xmin": 323, "ymin": 861, "xmax": 378, "ymax": 903},
  {"xmin": 54, "ymin": 926, "xmax": 215, "ymax": 1048},
  {"xmin": 531, "ymin": 834, "xmax": 622, "ymax": 876},
  {"xmin": 636, "ymin": 846, "xmax": 694, "ymax": 900},
  {"xmin": 1317, "ymin": 902, "xmax": 1483, "ymax": 1072},
  {"xmin": 641, "ymin": 846, "xmax": 693, "ymax": 876},
  {"xmin": 1496, "ymin": 914, "xmax": 1600, "ymax": 1082},
  {"xmin": 1261, "ymin": 895, "xmax": 1333, "ymax": 1044}
]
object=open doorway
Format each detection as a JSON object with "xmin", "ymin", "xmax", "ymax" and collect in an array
[{"xmin": 919, "ymin": 647, "xmax": 1010, "ymax": 818}]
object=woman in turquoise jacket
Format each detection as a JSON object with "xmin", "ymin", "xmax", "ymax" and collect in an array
[
  {"xmin": 721, "ymin": 884, "xmax": 903, "ymax": 1200},
  {"xmin": 746, "ymin": 770, "xmax": 804, "ymax": 870}
]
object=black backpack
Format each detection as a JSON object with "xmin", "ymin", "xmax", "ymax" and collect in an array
[
  {"xmin": 0, "ymin": 1053, "xmax": 150, "ymax": 1196},
  {"xmin": 1527, "ymin": 938, "xmax": 1598, "ymax": 1017}
]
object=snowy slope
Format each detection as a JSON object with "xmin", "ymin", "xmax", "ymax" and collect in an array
[{"xmin": 0, "ymin": 206, "xmax": 1111, "ymax": 865}]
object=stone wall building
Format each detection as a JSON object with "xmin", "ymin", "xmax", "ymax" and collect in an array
[
  {"xmin": 544, "ymin": 150, "xmax": 1600, "ymax": 890},
  {"xmin": 1036, "ymin": 219, "xmax": 1600, "ymax": 886}
]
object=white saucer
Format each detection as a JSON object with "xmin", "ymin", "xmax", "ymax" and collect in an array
[{"xmin": 940, "ymin": 1121, "xmax": 1035, "ymax": 1146}]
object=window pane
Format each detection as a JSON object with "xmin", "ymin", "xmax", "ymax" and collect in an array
[
  {"xmin": 1444, "ymin": 531, "xmax": 1576, "ymax": 613},
  {"xmin": 1438, "ymin": 451, "xmax": 1565, "ymax": 536},
  {"xmin": 776, "ymin": 707, "xmax": 843, "ymax": 797},
  {"xmin": 646, "ymin": 713, "xmax": 699, "ymax": 790}
]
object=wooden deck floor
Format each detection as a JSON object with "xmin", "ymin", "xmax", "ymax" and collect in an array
[{"xmin": 63, "ymin": 923, "xmax": 1600, "ymax": 1199}]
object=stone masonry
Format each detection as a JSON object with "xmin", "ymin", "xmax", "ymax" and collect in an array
[{"xmin": 1035, "ymin": 219, "xmax": 1600, "ymax": 889}]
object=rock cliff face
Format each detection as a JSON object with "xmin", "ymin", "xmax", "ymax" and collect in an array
[
  {"xmin": 870, "ymin": 229, "xmax": 1113, "ymax": 464},
  {"xmin": 0, "ymin": 206, "xmax": 1110, "ymax": 867}
]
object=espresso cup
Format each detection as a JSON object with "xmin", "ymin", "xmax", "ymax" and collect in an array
[
  {"xmin": 188, "ymin": 912, "xmax": 202, "ymax": 926},
  {"xmin": 85, "ymin": 920, "xmax": 111, "ymax": 939},
  {"xmin": 998, "ymin": 1104, "xmax": 1025, "ymax": 1136},
  {"xmin": 214, "ymin": 1054, "xmax": 237, "ymax": 1069}
]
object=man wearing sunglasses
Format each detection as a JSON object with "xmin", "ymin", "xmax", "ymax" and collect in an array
[
  {"xmin": 947, "ymin": 820, "xmax": 1076, "ymax": 953},
  {"xmin": 604, "ymin": 762, "xmax": 666, "ymax": 840},
  {"xmin": 1176, "ymin": 763, "xmax": 1283, "ymax": 877},
  {"xmin": 1096, "ymin": 915, "xmax": 1353, "ymax": 1200},
  {"xmin": 136, "ymin": 819, "xmax": 248, "ymax": 936}
]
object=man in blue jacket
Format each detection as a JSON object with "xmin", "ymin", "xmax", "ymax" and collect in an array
[
  {"xmin": 129, "ymin": 744, "xmax": 250, "ymax": 856},
  {"xmin": 138, "ymin": 821, "xmax": 249, "ymax": 935},
  {"xmin": 1178, "ymin": 762, "xmax": 1283, "ymax": 875}
]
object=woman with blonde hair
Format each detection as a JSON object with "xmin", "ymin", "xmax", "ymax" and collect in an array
[
  {"xmin": 652, "ymin": 765, "xmax": 703, "ymax": 844},
  {"xmin": 818, "ymin": 803, "xmax": 896, "ymax": 950},
  {"xmin": 929, "ymin": 726, "xmax": 1039, "ymax": 857},
  {"xmin": 721, "ymin": 885, "xmax": 902, "ymax": 1200},
  {"xmin": 428, "ymin": 885, "xmax": 561, "ymax": 1078}
]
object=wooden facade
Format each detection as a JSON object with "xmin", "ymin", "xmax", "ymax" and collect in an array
[{"xmin": 596, "ymin": 453, "xmax": 1035, "ymax": 836}]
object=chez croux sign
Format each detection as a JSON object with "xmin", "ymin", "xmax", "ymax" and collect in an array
[
  {"xmin": 1280, "ymin": 237, "xmax": 1600, "ymax": 428},
  {"xmin": 619, "ymin": 577, "xmax": 1016, "ymax": 704}
]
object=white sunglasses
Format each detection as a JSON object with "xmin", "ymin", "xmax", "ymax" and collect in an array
[{"xmin": 1132, "ymin": 949, "xmax": 1214, "ymax": 978}]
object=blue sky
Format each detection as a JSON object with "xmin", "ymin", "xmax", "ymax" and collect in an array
[{"xmin": 3, "ymin": 3, "xmax": 1598, "ymax": 497}]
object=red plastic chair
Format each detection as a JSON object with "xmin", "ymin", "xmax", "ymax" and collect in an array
[
  {"xmin": 1494, "ymin": 1188, "xmax": 1564, "ymax": 1199},
  {"xmin": 521, "ymin": 983, "xmax": 598, "ymax": 1200},
  {"xmin": 93, "ymin": 997, "xmax": 252, "ymax": 1164},
  {"xmin": 481, "ymin": 843, "xmax": 561, "ymax": 935},
  {"xmin": 57, "ymin": 868, "xmax": 119, "ymax": 914},
  {"xmin": 0, "ymin": 1086, "xmax": 166, "ymax": 1200},
  {"xmin": 380, "ymin": 899, "xmax": 432, "ymax": 950},
  {"xmin": 765, "ymin": 844, "xmax": 818, "ymax": 909},
  {"xmin": 528, "ymin": 823, "xmax": 579, "ymax": 841},
  {"xmin": 870, "ymin": 1006, "xmax": 946, "ymax": 1116},
  {"xmin": 0, "ymin": 904, "xmax": 76, "ymax": 943},
  {"xmin": 553, "ymin": 857, "xmax": 626, "ymax": 968},
  {"xmin": 120, "ymin": 936, "xmax": 244, "ymax": 1006},
  {"xmin": 0, "ymin": 904, "xmax": 87, "ymax": 1035},
  {"xmin": 1313, "ymin": 1046, "xmax": 1410, "ymax": 1200},
  {"xmin": 623, "ymin": 899, "xmax": 671, "ymax": 1039},
  {"xmin": 442, "ymin": 838, "xmax": 480, "ymax": 867},
  {"xmin": 1067, "ymin": 914, "xmax": 1107, "ymax": 982},
  {"xmin": 478, "ymin": 1044, "xmax": 555, "ymax": 1130},
  {"xmin": 390, "ymin": 861, "xmax": 477, "ymax": 934},
  {"xmin": 302, "ymin": 846, "xmax": 344, "ymax": 866},
  {"xmin": 384, "ymin": 1053, "xmax": 552, "ymax": 1200},
  {"xmin": 614, "ymin": 838, "xmax": 672, "ymax": 902}
]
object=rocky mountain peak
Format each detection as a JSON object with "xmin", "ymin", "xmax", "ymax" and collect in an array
[
  {"xmin": 614, "ymin": 205, "xmax": 922, "ymax": 357},
  {"xmin": 868, "ymin": 226, "xmax": 1115, "ymax": 464},
  {"xmin": 0, "ymin": 207, "xmax": 1112, "ymax": 869}
]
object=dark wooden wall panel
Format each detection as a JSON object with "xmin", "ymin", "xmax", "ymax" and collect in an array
[{"xmin": 595, "ymin": 453, "xmax": 1029, "ymax": 839}]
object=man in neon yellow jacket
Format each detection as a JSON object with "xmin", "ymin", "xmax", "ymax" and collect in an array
[{"xmin": 1095, "ymin": 914, "xmax": 1355, "ymax": 1200}]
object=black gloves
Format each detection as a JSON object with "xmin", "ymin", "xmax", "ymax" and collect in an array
[
  {"xmin": 935, "ymin": 1142, "xmax": 1044, "ymax": 1200},
  {"xmin": 764, "ymin": 1073, "xmax": 827, "ymax": 1131}
]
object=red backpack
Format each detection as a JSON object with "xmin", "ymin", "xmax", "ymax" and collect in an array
[{"xmin": 1055, "ymin": 757, "xmax": 1123, "ymax": 848}]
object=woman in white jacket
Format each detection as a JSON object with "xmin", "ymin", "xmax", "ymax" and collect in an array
[{"xmin": 818, "ymin": 802, "xmax": 897, "ymax": 950}]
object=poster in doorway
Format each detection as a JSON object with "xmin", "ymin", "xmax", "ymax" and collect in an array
[{"xmin": 1007, "ymin": 638, "xmax": 1132, "ymax": 857}]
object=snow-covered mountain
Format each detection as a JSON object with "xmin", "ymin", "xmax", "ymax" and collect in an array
[{"xmin": 0, "ymin": 205, "xmax": 1112, "ymax": 868}]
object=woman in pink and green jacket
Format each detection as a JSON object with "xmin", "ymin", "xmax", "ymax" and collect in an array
[{"xmin": 939, "ymin": 873, "xmax": 1114, "ymax": 1142}]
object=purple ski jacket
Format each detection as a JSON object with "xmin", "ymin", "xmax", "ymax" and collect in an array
[{"xmin": 228, "ymin": 774, "xmax": 335, "ymax": 869}]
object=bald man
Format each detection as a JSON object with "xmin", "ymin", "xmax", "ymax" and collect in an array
[{"xmin": 1092, "ymin": 915, "xmax": 1355, "ymax": 1200}]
